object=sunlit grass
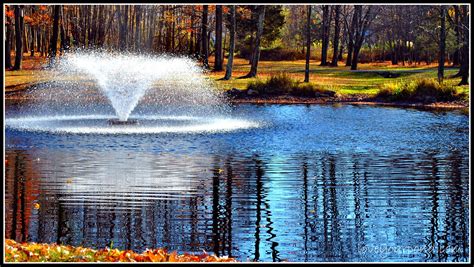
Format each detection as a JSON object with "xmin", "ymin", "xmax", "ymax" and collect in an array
[{"xmin": 5, "ymin": 54, "xmax": 469, "ymax": 98}]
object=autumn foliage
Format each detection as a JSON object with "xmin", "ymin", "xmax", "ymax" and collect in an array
[{"xmin": 4, "ymin": 239, "xmax": 237, "ymax": 262}]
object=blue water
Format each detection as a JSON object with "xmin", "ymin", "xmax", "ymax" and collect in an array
[{"xmin": 4, "ymin": 104, "xmax": 470, "ymax": 262}]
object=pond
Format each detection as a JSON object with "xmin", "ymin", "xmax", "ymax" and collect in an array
[{"xmin": 4, "ymin": 104, "xmax": 470, "ymax": 262}]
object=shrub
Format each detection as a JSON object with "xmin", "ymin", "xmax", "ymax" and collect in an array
[
  {"xmin": 376, "ymin": 78, "xmax": 466, "ymax": 102},
  {"xmin": 247, "ymin": 73, "xmax": 294, "ymax": 95},
  {"xmin": 246, "ymin": 73, "xmax": 336, "ymax": 97}
]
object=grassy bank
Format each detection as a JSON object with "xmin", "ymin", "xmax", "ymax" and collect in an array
[
  {"xmin": 5, "ymin": 54, "xmax": 469, "ymax": 102},
  {"xmin": 207, "ymin": 57, "xmax": 469, "ymax": 97},
  {"xmin": 4, "ymin": 239, "xmax": 236, "ymax": 263}
]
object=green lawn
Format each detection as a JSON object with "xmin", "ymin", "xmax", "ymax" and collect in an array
[
  {"xmin": 206, "ymin": 58, "xmax": 468, "ymax": 97},
  {"xmin": 5, "ymin": 55, "xmax": 469, "ymax": 98}
]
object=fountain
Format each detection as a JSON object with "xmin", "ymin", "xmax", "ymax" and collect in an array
[{"xmin": 5, "ymin": 52, "xmax": 259, "ymax": 134}]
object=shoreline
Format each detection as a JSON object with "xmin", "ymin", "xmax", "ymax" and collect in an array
[
  {"xmin": 4, "ymin": 84, "xmax": 469, "ymax": 110},
  {"xmin": 229, "ymin": 96, "xmax": 469, "ymax": 110}
]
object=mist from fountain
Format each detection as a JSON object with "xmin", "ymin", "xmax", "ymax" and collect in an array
[{"xmin": 5, "ymin": 51, "xmax": 260, "ymax": 135}]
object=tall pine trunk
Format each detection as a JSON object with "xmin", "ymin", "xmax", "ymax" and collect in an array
[
  {"xmin": 438, "ymin": 6, "xmax": 446, "ymax": 83},
  {"xmin": 223, "ymin": 5, "xmax": 236, "ymax": 80},
  {"xmin": 346, "ymin": 6, "xmax": 357, "ymax": 67},
  {"xmin": 320, "ymin": 5, "xmax": 330, "ymax": 66},
  {"xmin": 49, "ymin": 5, "xmax": 61, "ymax": 66},
  {"xmin": 214, "ymin": 5, "xmax": 223, "ymax": 71},
  {"xmin": 245, "ymin": 6, "xmax": 265, "ymax": 78},
  {"xmin": 304, "ymin": 6, "xmax": 311, "ymax": 82},
  {"xmin": 201, "ymin": 5, "xmax": 209, "ymax": 68},
  {"xmin": 458, "ymin": 5, "xmax": 469, "ymax": 85},
  {"xmin": 13, "ymin": 5, "xmax": 24, "ymax": 70},
  {"xmin": 330, "ymin": 6, "xmax": 340, "ymax": 66},
  {"xmin": 5, "ymin": 6, "xmax": 13, "ymax": 68}
]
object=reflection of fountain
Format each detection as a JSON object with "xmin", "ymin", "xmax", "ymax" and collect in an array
[
  {"xmin": 108, "ymin": 118, "xmax": 138, "ymax": 125},
  {"xmin": 6, "ymin": 52, "xmax": 259, "ymax": 134}
]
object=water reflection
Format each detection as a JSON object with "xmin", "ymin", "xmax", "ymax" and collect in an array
[
  {"xmin": 5, "ymin": 148, "xmax": 469, "ymax": 262},
  {"xmin": 4, "ymin": 105, "xmax": 469, "ymax": 262}
]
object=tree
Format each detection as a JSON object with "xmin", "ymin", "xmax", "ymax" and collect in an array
[
  {"xmin": 223, "ymin": 5, "xmax": 236, "ymax": 80},
  {"xmin": 345, "ymin": 6, "xmax": 356, "ymax": 67},
  {"xmin": 49, "ymin": 5, "xmax": 60, "ymax": 66},
  {"xmin": 13, "ymin": 5, "xmax": 24, "ymax": 70},
  {"xmin": 201, "ymin": 5, "xmax": 209, "ymax": 68},
  {"xmin": 320, "ymin": 5, "xmax": 331, "ymax": 66},
  {"xmin": 232, "ymin": 5, "xmax": 284, "ymax": 60},
  {"xmin": 458, "ymin": 5, "xmax": 469, "ymax": 85},
  {"xmin": 350, "ymin": 5, "xmax": 376, "ymax": 70},
  {"xmin": 304, "ymin": 5, "xmax": 311, "ymax": 82},
  {"xmin": 118, "ymin": 5, "xmax": 129, "ymax": 51},
  {"xmin": 438, "ymin": 6, "xmax": 446, "ymax": 83},
  {"xmin": 330, "ymin": 5, "xmax": 341, "ymax": 66},
  {"xmin": 5, "ymin": 5, "xmax": 13, "ymax": 69},
  {"xmin": 214, "ymin": 5, "xmax": 223, "ymax": 71},
  {"xmin": 451, "ymin": 5, "xmax": 461, "ymax": 66},
  {"xmin": 244, "ymin": 5, "xmax": 265, "ymax": 78}
]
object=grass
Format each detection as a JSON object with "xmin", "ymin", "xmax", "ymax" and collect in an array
[
  {"xmin": 207, "ymin": 57, "xmax": 468, "ymax": 98},
  {"xmin": 376, "ymin": 78, "xmax": 468, "ymax": 103},
  {"xmin": 5, "ymin": 53, "xmax": 469, "ymax": 101},
  {"xmin": 4, "ymin": 239, "xmax": 236, "ymax": 262}
]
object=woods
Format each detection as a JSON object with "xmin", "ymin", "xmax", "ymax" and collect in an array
[{"xmin": 4, "ymin": 4, "xmax": 470, "ymax": 84}]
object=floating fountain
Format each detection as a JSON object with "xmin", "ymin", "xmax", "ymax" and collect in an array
[{"xmin": 6, "ymin": 52, "xmax": 259, "ymax": 134}]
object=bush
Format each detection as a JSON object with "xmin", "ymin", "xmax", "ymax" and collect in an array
[
  {"xmin": 246, "ymin": 73, "xmax": 336, "ymax": 97},
  {"xmin": 247, "ymin": 73, "xmax": 294, "ymax": 95},
  {"xmin": 376, "ymin": 78, "xmax": 465, "ymax": 102}
]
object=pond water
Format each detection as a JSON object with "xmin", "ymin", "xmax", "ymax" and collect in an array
[{"xmin": 4, "ymin": 104, "xmax": 470, "ymax": 262}]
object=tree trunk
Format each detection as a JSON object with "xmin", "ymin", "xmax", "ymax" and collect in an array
[
  {"xmin": 438, "ymin": 6, "xmax": 446, "ymax": 83},
  {"xmin": 49, "ymin": 5, "xmax": 61, "ymax": 66},
  {"xmin": 30, "ymin": 7, "xmax": 36, "ymax": 57},
  {"xmin": 134, "ymin": 6, "xmax": 141, "ymax": 51},
  {"xmin": 13, "ymin": 5, "xmax": 24, "ymax": 70},
  {"xmin": 304, "ymin": 5, "xmax": 311, "ymax": 82},
  {"xmin": 338, "ymin": 9, "xmax": 347, "ymax": 61},
  {"xmin": 214, "ymin": 5, "xmax": 223, "ymax": 71},
  {"xmin": 345, "ymin": 7, "xmax": 357, "ymax": 67},
  {"xmin": 452, "ymin": 5, "xmax": 460, "ymax": 66},
  {"xmin": 458, "ymin": 5, "xmax": 469, "ymax": 85},
  {"xmin": 201, "ymin": 5, "xmax": 209, "ymax": 68},
  {"xmin": 245, "ymin": 6, "xmax": 265, "ymax": 78},
  {"xmin": 118, "ymin": 5, "xmax": 128, "ymax": 51},
  {"xmin": 330, "ymin": 5, "xmax": 341, "ymax": 66},
  {"xmin": 320, "ymin": 5, "xmax": 330, "ymax": 66},
  {"xmin": 5, "ymin": 6, "xmax": 13, "ymax": 69},
  {"xmin": 350, "ymin": 6, "xmax": 373, "ymax": 70},
  {"xmin": 223, "ymin": 5, "xmax": 236, "ymax": 80}
]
